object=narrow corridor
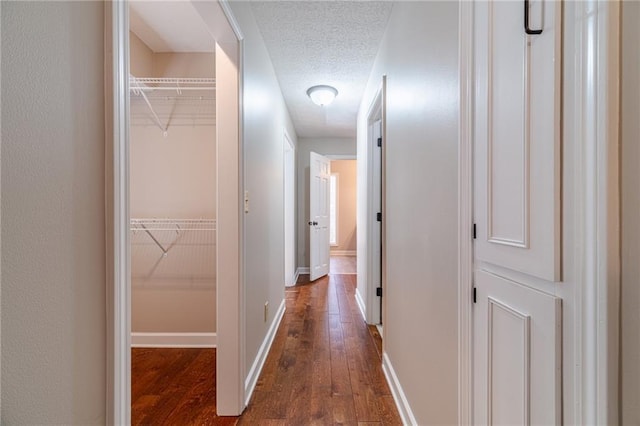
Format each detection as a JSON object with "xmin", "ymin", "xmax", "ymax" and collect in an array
[{"xmin": 239, "ymin": 274, "xmax": 401, "ymax": 425}]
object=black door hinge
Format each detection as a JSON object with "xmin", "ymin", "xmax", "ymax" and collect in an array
[
  {"xmin": 473, "ymin": 223, "xmax": 477, "ymax": 239},
  {"xmin": 473, "ymin": 287, "xmax": 477, "ymax": 304},
  {"xmin": 376, "ymin": 287, "xmax": 383, "ymax": 297},
  {"xmin": 377, "ymin": 212, "xmax": 382, "ymax": 222},
  {"xmin": 377, "ymin": 137, "xmax": 382, "ymax": 147}
]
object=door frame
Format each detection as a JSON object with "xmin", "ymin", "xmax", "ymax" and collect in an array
[
  {"xmin": 283, "ymin": 129, "xmax": 296, "ymax": 286},
  {"xmin": 325, "ymin": 155, "xmax": 357, "ymax": 261},
  {"xmin": 362, "ymin": 78, "xmax": 386, "ymax": 326},
  {"xmin": 457, "ymin": 0, "xmax": 621, "ymax": 423},
  {"xmin": 457, "ymin": 2, "xmax": 474, "ymax": 424},
  {"xmin": 106, "ymin": 1, "xmax": 246, "ymax": 422}
]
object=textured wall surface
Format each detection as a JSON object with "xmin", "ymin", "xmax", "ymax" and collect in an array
[
  {"xmin": 621, "ymin": 1, "xmax": 640, "ymax": 423},
  {"xmin": 1, "ymin": 2, "xmax": 106, "ymax": 423}
]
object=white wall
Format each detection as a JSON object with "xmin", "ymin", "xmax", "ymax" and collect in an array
[
  {"xmin": 1, "ymin": 2, "xmax": 105, "ymax": 423},
  {"xmin": 227, "ymin": 2, "xmax": 298, "ymax": 380},
  {"xmin": 296, "ymin": 138, "xmax": 355, "ymax": 268},
  {"xmin": 130, "ymin": 31, "xmax": 153, "ymax": 76},
  {"xmin": 0, "ymin": 1, "xmax": 3, "ymax": 415},
  {"xmin": 621, "ymin": 1, "xmax": 640, "ymax": 423},
  {"xmin": 130, "ymin": 124, "xmax": 217, "ymax": 334},
  {"xmin": 130, "ymin": 125, "xmax": 216, "ymax": 218},
  {"xmin": 356, "ymin": 3, "xmax": 459, "ymax": 423},
  {"xmin": 129, "ymin": 32, "xmax": 216, "ymax": 79}
]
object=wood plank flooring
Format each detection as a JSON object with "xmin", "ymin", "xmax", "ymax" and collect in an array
[
  {"xmin": 329, "ymin": 255, "xmax": 357, "ymax": 274},
  {"xmin": 131, "ymin": 273, "xmax": 400, "ymax": 425},
  {"xmin": 132, "ymin": 348, "xmax": 237, "ymax": 426},
  {"xmin": 240, "ymin": 274, "xmax": 400, "ymax": 425}
]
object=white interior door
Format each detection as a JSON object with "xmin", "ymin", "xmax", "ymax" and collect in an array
[
  {"xmin": 309, "ymin": 151, "xmax": 330, "ymax": 281},
  {"xmin": 473, "ymin": 0, "xmax": 562, "ymax": 424}
]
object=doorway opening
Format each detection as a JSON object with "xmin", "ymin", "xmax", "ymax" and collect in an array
[
  {"xmin": 304, "ymin": 151, "xmax": 358, "ymax": 282},
  {"xmin": 329, "ymin": 159, "xmax": 357, "ymax": 275},
  {"xmin": 363, "ymin": 81, "xmax": 385, "ymax": 331},
  {"xmin": 108, "ymin": 1, "xmax": 244, "ymax": 422},
  {"xmin": 128, "ymin": 2, "xmax": 217, "ymax": 421}
]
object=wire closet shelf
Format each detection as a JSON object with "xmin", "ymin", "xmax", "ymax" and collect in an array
[
  {"xmin": 130, "ymin": 218, "xmax": 216, "ymax": 282},
  {"xmin": 130, "ymin": 218, "xmax": 216, "ymax": 232},
  {"xmin": 129, "ymin": 76, "xmax": 216, "ymax": 134},
  {"xmin": 130, "ymin": 76, "xmax": 216, "ymax": 93}
]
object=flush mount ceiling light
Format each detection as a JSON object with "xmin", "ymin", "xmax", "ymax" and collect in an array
[{"xmin": 306, "ymin": 85, "xmax": 338, "ymax": 106}]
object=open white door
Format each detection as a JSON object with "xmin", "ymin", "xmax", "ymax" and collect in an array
[
  {"xmin": 309, "ymin": 151, "xmax": 330, "ymax": 281},
  {"xmin": 473, "ymin": 0, "xmax": 562, "ymax": 424}
]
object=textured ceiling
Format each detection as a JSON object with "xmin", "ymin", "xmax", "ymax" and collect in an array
[
  {"xmin": 130, "ymin": 2, "xmax": 214, "ymax": 53},
  {"xmin": 250, "ymin": 1, "xmax": 393, "ymax": 138}
]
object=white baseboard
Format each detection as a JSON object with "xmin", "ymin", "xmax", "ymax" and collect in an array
[
  {"xmin": 131, "ymin": 332, "xmax": 217, "ymax": 348},
  {"xmin": 355, "ymin": 289, "xmax": 367, "ymax": 322},
  {"xmin": 287, "ymin": 269, "xmax": 300, "ymax": 287},
  {"xmin": 330, "ymin": 250, "xmax": 357, "ymax": 256},
  {"xmin": 376, "ymin": 324, "xmax": 383, "ymax": 338},
  {"xmin": 297, "ymin": 266, "xmax": 310, "ymax": 275},
  {"xmin": 245, "ymin": 299, "xmax": 286, "ymax": 406},
  {"xmin": 382, "ymin": 352, "xmax": 418, "ymax": 425}
]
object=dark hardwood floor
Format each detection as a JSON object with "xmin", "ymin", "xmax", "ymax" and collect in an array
[
  {"xmin": 132, "ymin": 273, "xmax": 401, "ymax": 425},
  {"xmin": 132, "ymin": 348, "xmax": 237, "ymax": 426}
]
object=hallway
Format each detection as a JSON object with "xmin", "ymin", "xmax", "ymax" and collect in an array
[
  {"xmin": 131, "ymin": 274, "xmax": 400, "ymax": 424},
  {"xmin": 239, "ymin": 274, "xmax": 401, "ymax": 424}
]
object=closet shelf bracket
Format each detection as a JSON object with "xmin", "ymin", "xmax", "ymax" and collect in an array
[
  {"xmin": 131, "ymin": 77, "xmax": 168, "ymax": 134},
  {"xmin": 129, "ymin": 76, "xmax": 216, "ymax": 134}
]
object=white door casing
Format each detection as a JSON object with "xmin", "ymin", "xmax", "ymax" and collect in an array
[
  {"xmin": 372, "ymin": 119, "xmax": 383, "ymax": 324},
  {"xmin": 473, "ymin": 0, "xmax": 562, "ymax": 424},
  {"xmin": 309, "ymin": 152, "xmax": 330, "ymax": 281},
  {"xmin": 363, "ymin": 79, "xmax": 385, "ymax": 326},
  {"xmin": 284, "ymin": 131, "xmax": 295, "ymax": 286},
  {"xmin": 107, "ymin": 0, "xmax": 245, "ymax": 422}
]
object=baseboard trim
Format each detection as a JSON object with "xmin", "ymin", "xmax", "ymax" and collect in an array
[
  {"xmin": 355, "ymin": 289, "xmax": 367, "ymax": 322},
  {"xmin": 382, "ymin": 352, "xmax": 418, "ymax": 425},
  {"xmin": 245, "ymin": 299, "xmax": 286, "ymax": 406},
  {"xmin": 296, "ymin": 266, "xmax": 310, "ymax": 276},
  {"xmin": 376, "ymin": 324, "xmax": 383, "ymax": 338},
  {"xmin": 131, "ymin": 332, "xmax": 217, "ymax": 348},
  {"xmin": 287, "ymin": 269, "xmax": 300, "ymax": 287},
  {"xmin": 330, "ymin": 250, "xmax": 357, "ymax": 256}
]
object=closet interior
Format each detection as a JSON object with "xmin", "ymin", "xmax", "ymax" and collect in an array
[{"xmin": 129, "ymin": 15, "xmax": 217, "ymax": 346}]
